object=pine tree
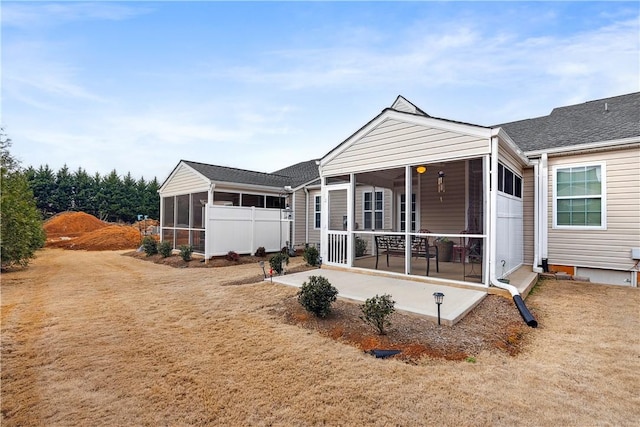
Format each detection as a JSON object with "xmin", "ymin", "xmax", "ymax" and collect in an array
[{"xmin": 0, "ymin": 129, "xmax": 46, "ymax": 268}]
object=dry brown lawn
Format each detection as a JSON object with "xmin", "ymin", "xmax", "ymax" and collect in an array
[{"xmin": 2, "ymin": 249, "xmax": 638, "ymax": 426}]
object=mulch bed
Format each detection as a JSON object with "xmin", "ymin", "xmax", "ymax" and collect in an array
[{"xmin": 273, "ymin": 293, "xmax": 532, "ymax": 363}]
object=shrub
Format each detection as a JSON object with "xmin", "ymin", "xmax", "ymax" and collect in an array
[
  {"xmin": 255, "ymin": 246, "xmax": 266, "ymax": 257},
  {"xmin": 269, "ymin": 252, "xmax": 289, "ymax": 275},
  {"xmin": 179, "ymin": 245, "xmax": 193, "ymax": 262},
  {"xmin": 360, "ymin": 294, "xmax": 395, "ymax": 335},
  {"xmin": 158, "ymin": 241, "xmax": 173, "ymax": 258},
  {"xmin": 303, "ymin": 245, "xmax": 319, "ymax": 266},
  {"xmin": 355, "ymin": 236, "xmax": 367, "ymax": 257},
  {"xmin": 226, "ymin": 251, "xmax": 240, "ymax": 262},
  {"xmin": 142, "ymin": 236, "xmax": 158, "ymax": 256},
  {"xmin": 297, "ymin": 275, "xmax": 338, "ymax": 318}
]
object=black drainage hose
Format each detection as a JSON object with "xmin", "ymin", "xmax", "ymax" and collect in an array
[{"xmin": 513, "ymin": 295, "xmax": 538, "ymax": 328}]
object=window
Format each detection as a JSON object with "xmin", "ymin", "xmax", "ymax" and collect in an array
[
  {"xmin": 266, "ymin": 196, "xmax": 285, "ymax": 209},
  {"xmin": 400, "ymin": 194, "xmax": 416, "ymax": 232},
  {"xmin": 497, "ymin": 162, "xmax": 522, "ymax": 199},
  {"xmin": 314, "ymin": 195, "xmax": 321, "ymax": 229},
  {"xmin": 213, "ymin": 191, "xmax": 240, "ymax": 206},
  {"xmin": 363, "ymin": 190, "xmax": 383, "ymax": 229},
  {"xmin": 554, "ymin": 163, "xmax": 605, "ymax": 228},
  {"xmin": 241, "ymin": 193, "xmax": 265, "ymax": 208}
]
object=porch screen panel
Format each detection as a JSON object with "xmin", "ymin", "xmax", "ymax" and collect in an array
[
  {"xmin": 328, "ymin": 189, "xmax": 348, "ymax": 230},
  {"xmin": 163, "ymin": 197, "xmax": 175, "ymax": 227},
  {"xmin": 191, "ymin": 191, "xmax": 207, "ymax": 229},
  {"xmin": 176, "ymin": 195, "xmax": 190, "ymax": 227}
]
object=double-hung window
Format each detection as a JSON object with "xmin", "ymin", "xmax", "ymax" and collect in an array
[
  {"xmin": 553, "ymin": 163, "xmax": 606, "ymax": 229},
  {"xmin": 314, "ymin": 195, "xmax": 321, "ymax": 229},
  {"xmin": 363, "ymin": 190, "xmax": 383, "ymax": 230}
]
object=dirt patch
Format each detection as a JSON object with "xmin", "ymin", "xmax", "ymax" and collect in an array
[
  {"xmin": 47, "ymin": 225, "xmax": 142, "ymax": 251},
  {"xmin": 44, "ymin": 211, "xmax": 145, "ymax": 251},
  {"xmin": 44, "ymin": 211, "xmax": 107, "ymax": 239}
]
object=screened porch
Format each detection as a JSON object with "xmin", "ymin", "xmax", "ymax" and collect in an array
[{"xmin": 322, "ymin": 158, "xmax": 489, "ymax": 286}]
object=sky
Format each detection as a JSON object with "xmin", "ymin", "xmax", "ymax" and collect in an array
[{"xmin": 2, "ymin": 1, "xmax": 639, "ymax": 183}]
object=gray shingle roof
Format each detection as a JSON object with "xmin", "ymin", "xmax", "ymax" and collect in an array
[
  {"xmin": 498, "ymin": 92, "xmax": 640, "ymax": 152},
  {"xmin": 183, "ymin": 160, "xmax": 292, "ymax": 188},
  {"xmin": 272, "ymin": 159, "xmax": 320, "ymax": 187},
  {"xmin": 181, "ymin": 159, "xmax": 321, "ymax": 189}
]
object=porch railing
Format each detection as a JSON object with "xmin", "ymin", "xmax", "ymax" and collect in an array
[{"xmin": 326, "ymin": 231, "xmax": 348, "ymax": 265}]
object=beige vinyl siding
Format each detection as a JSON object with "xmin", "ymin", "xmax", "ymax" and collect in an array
[
  {"xmin": 302, "ymin": 189, "xmax": 322, "ymax": 247},
  {"xmin": 292, "ymin": 189, "xmax": 306, "ymax": 246},
  {"xmin": 354, "ymin": 187, "xmax": 393, "ymax": 231},
  {"xmin": 523, "ymin": 167, "xmax": 535, "ymax": 265},
  {"xmin": 418, "ymin": 161, "xmax": 466, "ymax": 234},
  {"xmin": 161, "ymin": 164, "xmax": 209, "ymax": 196},
  {"xmin": 547, "ymin": 146, "xmax": 640, "ymax": 271},
  {"xmin": 499, "ymin": 147, "xmax": 525, "ymax": 174},
  {"xmin": 323, "ymin": 118, "xmax": 491, "ymax": 176}
]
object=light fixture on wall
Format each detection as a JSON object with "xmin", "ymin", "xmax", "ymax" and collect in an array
[{"xmin": 416, "ymin": 165, "xmax": 427, "ymax": 174}]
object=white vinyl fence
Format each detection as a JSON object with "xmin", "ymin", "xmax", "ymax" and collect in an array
[{"xmin": 206, "ymin": 205, "xmax": 290, "ymax": 257}]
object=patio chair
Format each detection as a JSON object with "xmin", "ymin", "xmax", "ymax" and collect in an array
[
  {"xmin": 452, "ymin": 230, "xmax": 469, "ymax": 263},
  {"xmin": 415, "ymin": 229, "xmax": 439, "ymax": 276}
]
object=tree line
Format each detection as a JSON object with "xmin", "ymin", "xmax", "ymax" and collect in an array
[
  {"xmin": 1, "ymin": 127, "xmax": 161, "ymax": 268},
  {"xmin": 25, "ymin": 165, "xmax": 160, "ymax": 223}
]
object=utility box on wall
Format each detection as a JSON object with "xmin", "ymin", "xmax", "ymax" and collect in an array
[{"xmin": 631, "ymin": 248, "xmax": 640, "ymax": 260}]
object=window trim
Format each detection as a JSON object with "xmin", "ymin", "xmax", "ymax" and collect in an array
[
  {"xmin": 497, "ymin": 162, "xmax": 522, "ymax": 199},
  {"xmin": 363, "ymin": 190, "xmax": 384, "ymax": 230},
  {"xmin": 552, "ymin": 161, "xmax": 607, "ymax": 230},
  {"xmin": 314, "ymin": 195, "xmax": 321, "ymax": 229}
]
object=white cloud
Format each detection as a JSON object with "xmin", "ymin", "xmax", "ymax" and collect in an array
[{"xmin": 1, "ymin": 2, "xmax": 151, "ymax": 29}]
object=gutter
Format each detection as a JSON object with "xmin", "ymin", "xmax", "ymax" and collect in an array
[{"xmin": 490, "ymin": 136, "xmax": 538, "ymax": 328}]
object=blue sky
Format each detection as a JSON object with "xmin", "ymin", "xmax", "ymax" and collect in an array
[{"xmin": 2, "ymin": 1, "xmax": 639, "ymax": 182}]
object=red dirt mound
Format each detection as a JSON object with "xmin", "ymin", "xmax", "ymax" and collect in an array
[
  {"xmin": 48, "ymin": 225, "xmax": 142, "ymax": 251},
  {"xmin": 44, "ymin": 212, "xmax": 107, "ymax": 239}
]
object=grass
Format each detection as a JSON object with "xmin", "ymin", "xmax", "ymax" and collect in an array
[{"xmin": 1, "ymin": 249, "xmax": 639, "ymax": 426}]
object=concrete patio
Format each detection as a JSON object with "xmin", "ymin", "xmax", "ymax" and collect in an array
[{"xmin": 271, "ymin": 267, "xmax": 487, "ymax": 326}]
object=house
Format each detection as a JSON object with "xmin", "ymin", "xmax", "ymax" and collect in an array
[
  {"xmin": 159, "ymin": 92, "xmax": 639, "ymax": 288},
  {"xmin": 317, "ymin": 93, "xmax": 639, "ymax": 288},
  {"xmin": 158, "ymin": 160, "xmax": 308, "ymax": 258}
]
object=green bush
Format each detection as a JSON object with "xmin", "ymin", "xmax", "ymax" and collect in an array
[
  {"xmin": 360, "ymin": 294, "xmax": 395, "ymax": 335},
  {"xmin": 158, "ymin": 241, "xmax": 172, "ymax": 258},
  {"xmin": 142, "ymin": 236, "xmax": 158, "ymax": 256},
  {"xmin": 355, "ymin": 236, "xmax": 367, "ymax": 257},
  {"xmin": 255, "ymin": 246, "xmax": 266, "ymax": 257},
  {"xmin": 179, "ymin": 245, "xmax": 193, "ymax": 262},
  {"xmin": 269, "ymin": 252, "xmax": 289, "ymax": 275},
  {"xmin": 303, "ymin": 245, "xmax": 319, "ymax": 266},
  {"xmin": 297, "ymin": 275, "xmax": 338, "ymax": 318}
]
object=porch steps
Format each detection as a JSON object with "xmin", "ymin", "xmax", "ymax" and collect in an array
[{"xmin": 489, "ymin": 266, "xmax": 539, "ymax": 299}]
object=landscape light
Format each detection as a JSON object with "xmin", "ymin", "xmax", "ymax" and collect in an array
[{"xmin": 433, "ymin": 292, "xmax": 444, "ymax": 326}]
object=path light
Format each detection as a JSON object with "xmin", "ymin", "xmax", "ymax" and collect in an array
[
  {"xmin": 259, "ymin": 261, "xmax": 266, "ymax": 279},
  {"xmin": 433, "ymin": 292, "xmax": 444, "ymax": 326}
]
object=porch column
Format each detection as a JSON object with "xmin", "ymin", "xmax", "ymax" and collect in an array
[
  {"xmin": 404, "ymin": 165, "xmax": 412, "ymax": 274},
  {"xmin": 348, "ymin": 173, "xmax": 355, "ymax": 267}
]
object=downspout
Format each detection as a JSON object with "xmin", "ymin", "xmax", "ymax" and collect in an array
[
  {"xmin": 531, "ymin": 159, "xmax": 542, "ymax": 273},
  {"xmin": 304, "ymin": 187, "xmax": 310, "ymax": 245},
  {"xmin": 490, "ymin": 136, "xmax": 538, "ymax": 328},
  {"xmin": 540, "ymin": 153, "xmax": 549, "ymax": 271}
]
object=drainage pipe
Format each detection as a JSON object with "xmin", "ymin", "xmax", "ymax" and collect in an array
[
  {"xmin": 491, "ymin": 277, "xmax": 538, "ymax": 327},
  {"xmin": 490, "ymin": 135, "xmax": 537, "ymax": 328}
]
